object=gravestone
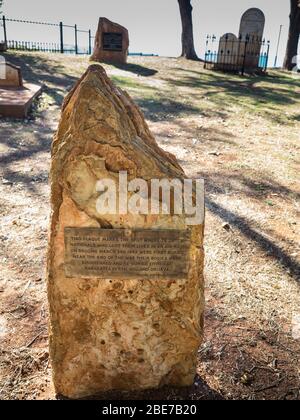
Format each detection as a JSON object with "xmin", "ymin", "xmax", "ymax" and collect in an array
[
  {"xmin": 0, "ymin": 61, "xmax": 23, "ymax": 88},
  {"xmin": 91, "ymin": 18, "xmax": 129, "ymax": 64},
  {"xmin": 0, "ymin": 60, "xmax": 42, "ymax": 118},
  {"xmin": 239, "ymin": 8, "xmax": 265, "ymax": 70},
  {"xmin": 216, "ymin": 33, "xmax": 240, "ymax": 71},
  {"xmin": 239, "ymin": 8, "xmax": 265, "ymax": 39},
  {"xmin": 47, "ymin": 65, "xmax": 205, "ymax": 399}
]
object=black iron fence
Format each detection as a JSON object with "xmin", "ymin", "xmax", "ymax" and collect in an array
[
  {"xmin": 1, "ymin": 16, "xmax": 93, "ymax": 55},
  {"xmin": 204, "ymin": 34, "xmax": 270, "ymax": 75},
  {"xmin": 6, "ymin": 40, "xmax": 61, "ymax": 53},
  {"xmin": 0, "ymin": 16, "xmax": 159, "ymax": 57}
]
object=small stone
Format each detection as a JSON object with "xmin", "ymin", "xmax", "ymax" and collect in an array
[
  {"xmin": 222, "ymin": 222, "xmax": 231, "ymax": 231},
  {"xmin": 208, "ymin": 151, "xmax": 221, "ymax": 156},
  {"xmin": 240, "ymin": 373, "xmax": 252, "ymax": 386}
]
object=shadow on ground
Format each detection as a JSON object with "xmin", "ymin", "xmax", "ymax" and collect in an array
[
  {"xmin": 206, "ymin": 196, "xmax": 300, "ymax": 282},
  {"xmin": 2, "ymin": 52, "xmax": 78, "ymax": 106},
  {"xmin": 57, "ymin": 377, "xmax": 224, "ymax": 400},
  {"xmin": 162, "ymin": 68, "xmax": 300, "ymax": 124},
  {"xmin": 109, "ymin": 62, "xmax": 158, "ymax": 77}
]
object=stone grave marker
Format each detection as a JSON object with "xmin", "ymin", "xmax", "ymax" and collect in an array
[
  {"xmin": 216, "ymin": 33, "xmax": 240, "ymax": 71},
  {"xmin": 0, "ymin": 60, "xmax": 42, "ymax": 118},
  {"xmin": 239, "ymin": 8, "xmax": 265, "ymax": 40},
  {"xmin": 91, "ymin": 18, "xmax": 129, "ymax": 64},
  {"xmin": 0, "ymin": 61, "xmax": 23, "ymax": 88},
  {"xmin": 47, "ymin": 64, "xmax": 205, "ymax": 398},
  {"xmin": 239, "ymin": 8, "xmax": 265, "ymax": 70}
]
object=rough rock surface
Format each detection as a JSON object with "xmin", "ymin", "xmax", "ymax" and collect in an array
[
  {"xmin": 47, "ymin": 64, "xmax": 204, "ymax": 399},
  {"xmin": 91, "ymin": 18, "xmax": 129, "ymax": 64}
]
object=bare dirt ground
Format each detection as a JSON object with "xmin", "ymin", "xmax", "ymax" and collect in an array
[{"xmin": 0, "ymin": 52, "xmax": 299, "ymax": 400}]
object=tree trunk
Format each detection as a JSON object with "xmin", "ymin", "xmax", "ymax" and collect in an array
[
  {"xmin": 283, "ymin": 0, "xmax": 300, "ymax": 70},
  {"xmin": 178, "ymin": 0, "xmax": 199, "ymax": 60}
]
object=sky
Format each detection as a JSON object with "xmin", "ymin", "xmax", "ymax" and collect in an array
[{"xmin": 1, "ymin": 0, "xmax": 296, "ymax": 66}]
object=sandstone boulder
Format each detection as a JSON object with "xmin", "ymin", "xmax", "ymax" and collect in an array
[{"xmin": 47, "ymin": 64, "xmax": 204, "ymax": 399}]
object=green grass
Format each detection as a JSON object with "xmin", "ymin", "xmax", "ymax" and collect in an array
[{"xmin": 4, "ymin": 51, "xmax": 300, "ymax": 126}]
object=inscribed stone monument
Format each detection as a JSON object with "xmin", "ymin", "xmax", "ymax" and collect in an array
[
  {"xmin": 0, "ymin": 61, "xmax": 23, "ymax": 88},
  {"xmin": 47, "ymin": 65, "xmax": 205, "ymax": 399},
  {"xmin": 216, "ymin": 33, "xmax": 240, "ymax": 71},
  {"xmin": 239, "ymin": 8, "xmax": 265, "ymax": 70},
  {"xmin": 0, "ymin": 61, "xmax": 42, "ymax": 118},
  {"xmin": 91, "ymin": 18, "xmax": 129, "ymax": 64},
  {"xmin": 239, "ymin": 8, "xmax": 265, "ymax": 40}
]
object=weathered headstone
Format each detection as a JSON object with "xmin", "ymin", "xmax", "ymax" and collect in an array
[
  {"xmin": 239, "ymin": 8, "xmax": 265, "ymax": 70},
  {"xmin": 0, "ymin": 60, "xmax": 42, "ymax": 118},
  {"xmin": 47, "ymin": 65, "xmax": 205, "ymax": 399},
  {"xmin": 239, "ymin": 8, "xmax": 265, "ymax": 40},
  {"xmin": 0, "ymin": 61, "xmax": 23, "ymax": 88},
  {"xmin": 216, "ymin": 33, "xmax": 239, "ymax": 71},
  {"xmin": 91, "ymin": 18, "xmax": 129, "ymax": 64}
]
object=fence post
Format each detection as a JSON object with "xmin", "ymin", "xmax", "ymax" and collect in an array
[
  {"xmin": 2, "ymin": 15, "xmax": 7, "ymax": 46},
  {"xmin": 204, "ymin": 35, "xmax": 210, "ymax": 70},
  {"xmin": 89, "ymin": 29, "xmax": 92, "ymax": 55},
  {"xmin": 75, "ymin": 24, "xmax": 78, "ymax": 54},
  {"xmin": 59, "ymin": 22, "xmax": 64, "ymax": 53},
  {"xmin": 242, "ymin": 35, "xmax": 249, "ymax": 76},
  {"xmin": 265, "ymin": 41, "xmax": 270, "ymax": 72}
]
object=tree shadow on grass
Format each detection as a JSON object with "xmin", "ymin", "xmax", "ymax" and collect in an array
[
  {"xmin": 136, "ymin": 97, "xmax": 201, "ymax": 122},
  {"xmin": 205, "ymin": 196, "xmax": 300, "ymax": 282},
  {"xmin": 109, "ymin": 62, "xmax": 158, "ymax": 77},
  {"xmin": 0, "ymin": 120, "xmax": 52, "ymax": 196},
  {"xmin": 189, "ymin": 169, "xmax": 300, "ymax": 282},
  {"xmin": 0, "ymin": 124, "xmax": 51, "ymax": 166},
  {"xmin": 2, "ymin": 52, "xmax": 78, "ymax": 106},
  {"xmin": 161, "ymin": 68, "xmax": 300, "ymax": 124},
  {"xmin": 197, "ymin": 171, "xmax": 300, "ymax": 202}
]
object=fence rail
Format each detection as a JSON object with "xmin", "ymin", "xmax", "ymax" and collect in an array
[
  {"xmin": 0, "ymin": 16, "xmax": 159, "ymax": 58},
  {"xmin": 7, "ymin": 40, "xmax": 60, "ymax": 53},
  {"xmin": 204, "ymin": 34, "xmax": 270, "ymax": 75},
  {"xmin": 4, "ymin": 18, "xmax": 59, "ymax": 26},
  {"xmin": 1, "ymin": 16, "xmax": 93, "ymax": 55}
]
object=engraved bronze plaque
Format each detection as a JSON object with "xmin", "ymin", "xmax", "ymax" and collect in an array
[
  {"xmin": 64, "ymin": 228, "xmax": 191, "ymax": 280},
  {"xmin": 102, "ymin": 32, "xmax": 123, "ymax": 51}
]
